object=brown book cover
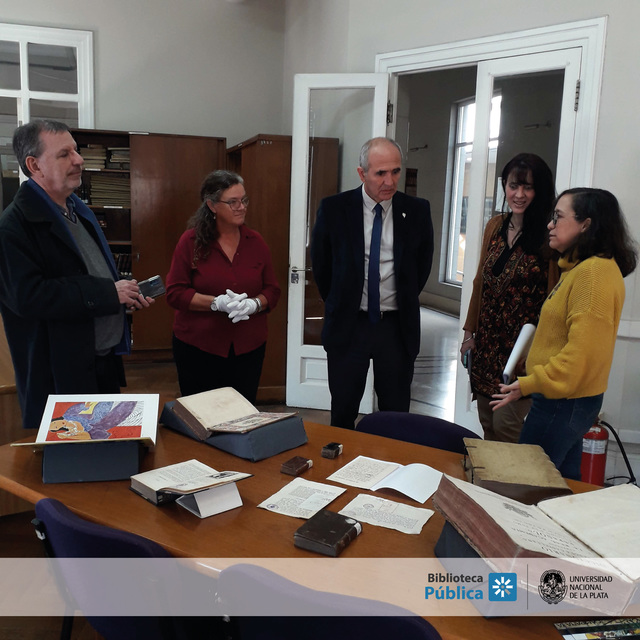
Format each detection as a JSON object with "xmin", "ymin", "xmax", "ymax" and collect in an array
[
  {"xmin": 433, "ymin": 477, "xmax": 640, "ymax": 616},
  {"xmin": 463, "ymin": 438, "xmax": 572, "ymax": 504},
  {"xmin": 294, "ymin": 510, "xmax": 362, "ymax": 557},
  {"xmin": 171, "ymin": 400, "xmax": 210, "ymax": 441},
  {"xmin": 432, "ymin": 476, "xmax": 640, "ymax": 604}
]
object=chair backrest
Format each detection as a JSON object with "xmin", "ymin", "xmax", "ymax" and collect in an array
[
  {"xmin": 35, "ymin": 498, "xmax": 172, "ymax": 559},
  {"xmin": 33, "ymin": 498, "xmax": 203, "ymax": 640},
  {"xmin": 356, "ymin": 411, "xmax": 481, "ymax": 454},
  {"xmin": 219, "ymin": 563, "xmax": 442, "ymax": 640}
]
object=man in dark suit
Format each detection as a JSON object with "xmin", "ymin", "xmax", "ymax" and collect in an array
[
  {"xmin": 0, "ymin": 120, "xmax": 152, "ymax": 429},
  {"xmin": 311, "ymin": 137, "xmax": 434, "ymax": 428}
]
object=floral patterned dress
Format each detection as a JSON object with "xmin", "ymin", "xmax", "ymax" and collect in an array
[{"xmin": 466, "ymin": 215, "xmax": 551, "ymax": 398}]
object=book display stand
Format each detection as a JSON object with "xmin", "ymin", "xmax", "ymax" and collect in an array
[
  {"xmin": 160, "ymin": 401, "xmax": 307, "ymax": 462},
  {"xmin": 42, "ymin": 439, "xmax": 147, "ymax": 483}
]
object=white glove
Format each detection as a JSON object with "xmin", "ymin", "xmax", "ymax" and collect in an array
[
  {"xmin": 213, "ymin": 289, "xmax": 246, "ymax": 313},
  {"xmin": 228, "ymin": 297, "xmax": 259, "ymax": 323},
  {"xmin": 225, "ymin": 289, "xmax": 246, "ymax": 303}
]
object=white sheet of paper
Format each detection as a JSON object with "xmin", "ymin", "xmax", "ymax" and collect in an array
[
  {"xmin": 371, "ymin": 463, "xmax": 442, "ymax": 504},
  {"xmin": 327, "ymin": 455, "xmax": 442, "ymax": 504},
  {"xmin": 258, "ymin": 477, "xmax": 345, "ymax": 519},
  {"xmin": 339, "ymin": 494, "xmax": 434, "ymax": 534},
  {"xmin": 537, "ymin": 483, "xmax": 640, "ymax": 581},
  {"xmin": 326, "ymin": 455, "xmax": 400, "ymax": 489}
]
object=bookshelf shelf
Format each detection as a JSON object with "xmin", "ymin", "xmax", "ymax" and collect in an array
[{"xmin": 72, "ymin": 128, "xmax": 227, "ymax": 352}]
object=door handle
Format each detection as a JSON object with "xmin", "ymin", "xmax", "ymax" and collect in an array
[{"xmin": 290, "ymin": 266, "xmax": 312, "ymax": 284}]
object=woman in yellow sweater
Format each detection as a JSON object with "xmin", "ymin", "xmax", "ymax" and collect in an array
[{"xmin": 491, "ymin": 188, "xmax": 637, "ymax": 479}]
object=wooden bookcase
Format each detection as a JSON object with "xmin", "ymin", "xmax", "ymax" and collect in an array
[
  {"xmin": 227, "ymin": 134, "xmax": 339, "ymax": 402},
  {"xmin": 72, "ymin": 129, "xmax": 227, "ymax": 353}
]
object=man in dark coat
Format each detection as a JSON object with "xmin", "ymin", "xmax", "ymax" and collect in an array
[
  {"xmin": 0, "ymin": 120, "xmax": 151, "ymax": 429},
  {"xmin": 311, "ymin": 137, "xmax": 434, "ymax": 428}
]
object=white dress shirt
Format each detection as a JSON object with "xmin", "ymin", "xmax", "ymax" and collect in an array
[{"xmin": 360, "ymin": 185, "xmax": 397, "ymax": 312}]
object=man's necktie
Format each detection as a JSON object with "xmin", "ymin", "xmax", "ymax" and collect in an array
[{"xmin": 368, "ymin": 203, "xmax": 383, "ymax": 323}]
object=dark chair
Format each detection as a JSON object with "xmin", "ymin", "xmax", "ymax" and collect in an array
[
  {"xmin": 33, "ymin": 497, "xmax": 222, "ymax": 640},
  {"xmin": 218, "ymin": 563, "xmax": 441, "ymax": 640},
  {"xmin": 356, "ymin": 411, "xmax": 481, "ymax": 454}
]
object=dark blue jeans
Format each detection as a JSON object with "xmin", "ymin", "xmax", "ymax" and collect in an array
[{"xmin": 519, "ymin": 393, "xmax": 603, "ymax": 481}]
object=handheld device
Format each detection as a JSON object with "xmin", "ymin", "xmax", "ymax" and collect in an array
[{"xmin": 138, "ymin": 275, "xmax": 166, "ymax": 299}]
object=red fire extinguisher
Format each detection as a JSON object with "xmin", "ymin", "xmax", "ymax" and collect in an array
[{"xmin": 581, "ymin": 421, "xmax": 609, "ymax": 485}]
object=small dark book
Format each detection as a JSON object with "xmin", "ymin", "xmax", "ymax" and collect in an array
[{"xmin": 294, "ymin": 509, "xmax": 362, "ymax": 557}]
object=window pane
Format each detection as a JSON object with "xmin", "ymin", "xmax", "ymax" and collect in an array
[
  {"xmin": 0, "ymin": 40, "xmax": 20, "ymax": 90},
  {"xmin": 28, "ymin": 43, "xmax": 77, "ymax": 93},
  {"xmin": 0, "ymin": 97, "xmax": 19, "ymax": 208},
  {"xmin": 447, "ymin": 143, "xmax": 472, "ymax": 284},
  {"xmin": 303, "ymin": 87, "xmax": 373, "ymax": 346},
  {"xmin": 460, "ymin": 102, "xmax": 475, "ymax": 144},
  {"xmin": 30, "ymin": 99, "xmax": 78, "ymax": 127}
]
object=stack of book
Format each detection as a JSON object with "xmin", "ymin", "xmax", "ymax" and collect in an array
[
  {"xmin": 89, "ymin": 174, "xmax": 131, "ymax": 207},
  {"xmin": 79, "ymin": 144, "xmax": 107, "ymax": 170},
  {"xmin": 107, "ymin": 147, "xmax": 130, "ymax": 170}
]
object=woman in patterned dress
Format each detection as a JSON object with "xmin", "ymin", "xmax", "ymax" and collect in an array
[{"xmin": 460, "ymin": 153, "xmax": 557, "ymax": 442}]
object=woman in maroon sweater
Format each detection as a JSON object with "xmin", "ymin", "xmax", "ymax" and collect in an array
[{"xmin": 166, "ymin": 170, "xmax": 280, "ymax": 403}]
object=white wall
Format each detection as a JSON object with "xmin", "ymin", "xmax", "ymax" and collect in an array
[
  {"xmin": 0, "ymin": 0, "xmax": 287, "ymax": 146},
  {"xmin": 282, "ymin": 0, "xmax": 640, "ymax": 456}
]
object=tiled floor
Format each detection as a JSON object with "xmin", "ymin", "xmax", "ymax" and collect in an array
[
  {"xmin": 410, "ymin": 307, "xmax": 459, "ymax": 421},
  {"xmin": 134, "ymin": 306, "xmax": 461, "ymax": 427},
  {"xmin": 262, "ymin": 307, "xmax": 460, "ymax": 424}
]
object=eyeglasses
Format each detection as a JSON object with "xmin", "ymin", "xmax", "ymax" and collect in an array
[
  {"xmin": 549, "ymin": 210, "xmax": 578, "ymax": 226},
  {"xmin": 217, "ymin": 196, "xmax": 250, "ymax": 211}
]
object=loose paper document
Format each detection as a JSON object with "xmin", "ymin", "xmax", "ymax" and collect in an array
[
  {"xmin": 340, "ymin": 494, "xmax": 434, "ymax": 535},
  {"xmin": 326, "ymin": 455, "xmax": 442, "ymax": 504},
  {"xmin": 258, "ymin": 478, "xmax": 345, "ymax": 519}
]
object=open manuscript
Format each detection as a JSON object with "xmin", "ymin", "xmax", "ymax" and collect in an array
[
  {"xmin": 433, "ymin": 476, "xmax": 640, "ymax": 612},
  {"xmin": 172, "ymin": 386, "xmax": 296, "ymax": 441}
]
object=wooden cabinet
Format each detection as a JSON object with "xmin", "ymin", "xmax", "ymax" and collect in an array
[
  {"xmin": 227, "ymin": 135, "xmax": 292, "ymax": 402},
  {"xmin": 72, "ymin": 129, "xmax": 226, "ymax": 353}
]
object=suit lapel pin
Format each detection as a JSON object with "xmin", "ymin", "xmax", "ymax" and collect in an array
[{"xmin": 402, "ymin": 212, "xmax": 406, "ymax": 218}]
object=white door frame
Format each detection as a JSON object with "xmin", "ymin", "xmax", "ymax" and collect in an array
[
  {"xmin": 378, "ymin": 18, "xmax": 605, "ymax": 186},
  {"xmin": 285, "ymin": 73, "xmax": 388, "ymax": 410},
  {"xmin": 377, "ymin": 18, "xmax": 605, "ymax": 430},
  {"xmin": 456, "ymin": 48, "xmax": 582, "ymax": 430}
]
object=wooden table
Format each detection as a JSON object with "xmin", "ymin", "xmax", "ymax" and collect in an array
[{"xmin": 0, "ymin": 421, "xmax": 593, "ymax": 639}]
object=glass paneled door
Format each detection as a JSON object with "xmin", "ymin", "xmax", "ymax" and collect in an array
[
  {"xmin": 286, "ymin": 74, "xmax": 388, "ymax": 410},
  {"xmin": 454, "ymin": 48, "xmax": 582, "ymax": 430}
]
